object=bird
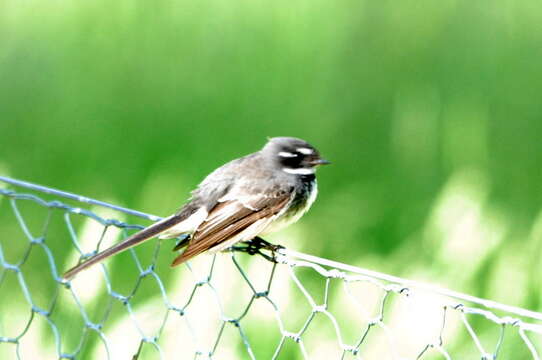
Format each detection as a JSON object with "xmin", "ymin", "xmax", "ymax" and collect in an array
[{"xmin": 63, "ymin": 137, "xmax": 330, "ymax": 279}]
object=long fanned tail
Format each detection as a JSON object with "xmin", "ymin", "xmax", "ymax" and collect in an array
[{"xmin": 63, "ymin": 214, "xmax": 184, "ymax": 279}]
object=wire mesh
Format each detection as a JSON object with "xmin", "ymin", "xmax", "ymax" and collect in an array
[{"xmin": 1, "ymin": 178, "xmax": 541, "ymax": 359}]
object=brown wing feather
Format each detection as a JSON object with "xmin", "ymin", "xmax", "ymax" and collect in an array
[
  {"xmin": 193, "ymin": 201, "xmax": 252, "ymax": 240},
  {"xmin": 171, "ymin": 195, "xmax": 290, "ymax": 266}
]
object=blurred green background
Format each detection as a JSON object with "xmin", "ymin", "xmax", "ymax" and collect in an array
[{"xmin": 1, "ymin": 0, "xmax": 542, "ymax": 358}]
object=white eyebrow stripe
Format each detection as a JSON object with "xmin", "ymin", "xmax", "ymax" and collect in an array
[
  {"xmin": 279, "ymin": 151, "xmax": 297, "ymax": 158},
  {"xmin": 296, "ymin": 147, "xmax": 314, "ymax": 155},
  {"xmin": 282, "ymin": 167, "xmax": 315, "ymax": 175}
]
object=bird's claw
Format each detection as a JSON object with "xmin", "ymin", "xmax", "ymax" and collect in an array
[{"xmin": 231, "ymin": 237, "xmax": 284, "ymax": 263}]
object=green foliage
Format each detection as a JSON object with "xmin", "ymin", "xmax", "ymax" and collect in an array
[{"xmin": 1, "ymin": 0, "xmax": 542, "ymax": 358}]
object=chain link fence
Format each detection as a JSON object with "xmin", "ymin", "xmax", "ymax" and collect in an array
[{"xmin": 1, "ymin": 176, "xmax": 541, "ymax": 359}]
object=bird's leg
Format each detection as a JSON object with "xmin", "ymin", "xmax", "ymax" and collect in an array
[
  {"xmin": 172, "ymin": 234, "xmax": 191, "ymax": 252},
  {"xmin": 248, "ymin": 237, "xmax": 284, "ymax": 252},
  {"xmin": 231, "ymin": 237, "xmax": 284, "ymax": 263}
]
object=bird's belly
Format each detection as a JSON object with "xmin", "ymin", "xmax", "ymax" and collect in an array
[
  {"xmin": 262, "ymin": 180, "xmax": 318, "ymax": 235},
  {"xmin": 261, "ymin": 212, "xmax": 302, "ymax": 235}
]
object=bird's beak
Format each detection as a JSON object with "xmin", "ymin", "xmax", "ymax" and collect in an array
[{"xmin": 310, "ymin": 158, "xmax": 331, "ymax": 166}]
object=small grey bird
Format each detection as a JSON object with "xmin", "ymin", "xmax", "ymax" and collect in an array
[{"xmin": 64, "ymin": 137, "xmax": 330, "ymax": 279}]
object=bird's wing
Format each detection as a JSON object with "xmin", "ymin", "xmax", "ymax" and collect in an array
[{"xmin": 171, "ymin": 191, "xmax": 291, "ymax": 266}]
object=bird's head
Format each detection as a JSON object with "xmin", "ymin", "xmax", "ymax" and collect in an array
[{"xmin": 262, "ymin": 137, "xmax": 330, "ymax": 175}]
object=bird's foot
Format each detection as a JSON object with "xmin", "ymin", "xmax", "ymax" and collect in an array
[
  {"xmin": 248, "ymin": 237, "xmax": 285, "ymax": 252},
  {"xmin": 231, "ymin": 237, "xmax": 285, "ymax": 263}
]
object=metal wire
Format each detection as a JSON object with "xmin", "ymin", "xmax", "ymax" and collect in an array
[{"xmin": 1, "ymin": 176, "xmax": 541, "ymax": 359}]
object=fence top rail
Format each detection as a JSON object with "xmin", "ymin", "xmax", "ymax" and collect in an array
[
  {"xmin": 1, "ymin": 175, "xmax": 542, "ymax": 325},
  {"xmin": 0, "ymin": 175, "xmax": 162, "ymax": 222}
]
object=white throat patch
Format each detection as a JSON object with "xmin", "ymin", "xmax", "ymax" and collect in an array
[{"xmin": 282, "ymin": 167, "xmax": 315, "ymax": 175}]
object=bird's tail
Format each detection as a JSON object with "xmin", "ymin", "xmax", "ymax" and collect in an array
[{"xmin": 63, "ymin": 214, "xmax": 183, "ymax": 280}]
